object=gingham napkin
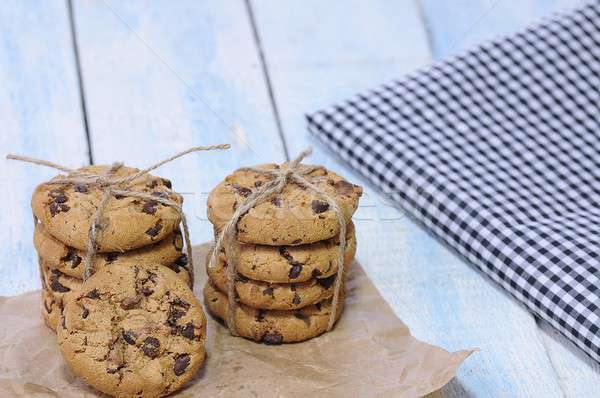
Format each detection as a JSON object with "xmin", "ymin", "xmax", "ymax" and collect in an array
[{"xmin": 307, "ymin": 2, "xmax": 600, "ymax": 362}]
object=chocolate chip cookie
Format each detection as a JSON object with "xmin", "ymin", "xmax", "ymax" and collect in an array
[
  {"xmin": 207, "ymin": 164, "xmax": 362, "ymax": 245},
  {"xmin": 31, "ymin": 165, "xmax": 182, "ymax": 252},
  {"xmin": 206, "ymin": 251, "xmax": 348, "ymax": 310},
  {"xmin": 203, "ymin": 282, "xmax": 344, "ymax": 344},
  {"xmin": 218, "ymin": 221, "xmax": 356, "ymax": 283},
  {"xmin": 35, "ymin": 222, "xmax": 190, "ymax": 284},
  {"xmin": 57, "ymin": 263, "xmax": 206, "ymax": 398}
]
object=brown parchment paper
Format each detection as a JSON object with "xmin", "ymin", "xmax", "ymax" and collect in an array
[{"xmin": 0, "ymin": 244, "xmax": 473, "ymax": 397}]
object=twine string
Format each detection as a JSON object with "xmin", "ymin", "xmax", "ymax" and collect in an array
[
  {"xmin": 209, "ymin": 146, "xmax": 347, "ymax": 334},
  {"xmin": 8, "ymin": 144, "xmax": 230, "ymax": 283}
]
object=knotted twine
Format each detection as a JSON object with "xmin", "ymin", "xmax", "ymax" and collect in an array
[
  {"xmin": 208, "ymin": 147, "xmax": 347, "ymax": 335},
  {"xmin": 8, "ymin": 144, "xmax": 230, "ymax": 285}
]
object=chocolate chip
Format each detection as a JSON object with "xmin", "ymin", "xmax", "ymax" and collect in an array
[
  {"xmin": 173, "ymin": 254, "xmax": 188, "ymax": 268},
  {"xmin": 292, "ymin": 293, "xmax": 301, "ymax": 305},
  {"xmin": 141, "ymin": 337, "xmax": 160, "ymax": 358},
  {"xmin": 50, "ymin": 277, "xmax": 70, "ymax": 293},
  {"xmin": 81, "ymin": 306, "xmax": 89, "ymax": 318},
  {"xmin": 235, "ymin": 274, "xmax": 249, "ymax": 283},
  {"xmin": 262, "ymin": 332, "xmax": 283, "ymax": 345},
  {"xmin": 334, "ymin": 180, "xmax": 355, "ymax": 196},
  {"xmin": 145, "ymin": 222, "xmax": 163, "ymax": 237},
  {"xmin": 74, "ymin": 184, "xmax": 88, "ymax": 193},
  {"xmin": 105, "ymin": 252, "xmax": 119, "ymax": 263},
  {"xmin": 122, "ymin": 330, "xmax": 137, "ymax": 345},
  {"xmin": 293, "ymin": 311, "xmax": 310, "ymax": 325},
  {"xmin": 262, "ymin": 287, "xmax": 274, "ymax": 297},
  {"xmin": 171, "ymin": 297, "xmax": 190, "ymax": 309},
  {"xmin": 270, "ymin": 196, "xmax": 282, "ymax": 207},
  {"xmin": 288, "ymin": 264, "xmax": 303, "ymax": 279},
  {"xmin": 49, "ymin": 202, "xmax": 70, "ymax": 216},
  {"xmin": 61, "ymin": 250, "xmax": 82, "ymax": 268},
  {"xmin": 317, "ymin": 275, "xmax": 336, "ymax": 289},
  {"xmin": 167, "ymin": 299, "xmax": 189, "ymax": 326},
  {"xmin": 53, "ymin": 193, "xmax": 68, "ymax": 204},
  {"xmin": 232, "ymin": 183, "xmax": 252, "ymax": 197},
  {"xmin": 174, "ymin": 354, "xmax": 190, "ymax": 375},
  {"xmin": 311, "ymin": 200, "xmax": 329, "ymax": 214},
  {"xmin": 180, "ymin": 322, "xmax": 196, "ymax": 340},
  {"xmin": 120, "ymin": 296, "xmax": 141, "ymax": 310},
  {"xmin": 279, "ymin": 248, "xmax": 305, "ymax": 279},
  {"xmin": 312, "ymin": 269, "xmax": 322, "ymax": 278},
  {"xmin": 254, "ymin": 181, "xmax": 263, "ymax": 188},
  {"xmin": 142, "ymin": 200, "xmax": 158, "ymax": 215},
  {"xmin": 255, "ymin": 309, "xmax": 266, "ymax": 322},
  {"xmin": 84, "ymin": 288, "xmax": 100, "ymax": 299},
  {"xmin": 141, "ymin": 286, "xmax": 154, "ymax": 297},
  {"xmin": 167, "ymin": 308, "xmax": 185, "ymax": 326},
  {"xmin": 161, "ymin": 178, "xmax": 172, "ymax": 189}
]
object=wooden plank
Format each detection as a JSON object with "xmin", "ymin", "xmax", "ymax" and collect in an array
[
  {"xmin": 250, "ymin": 0, "xmax": 567, "ymax": 396},
  {"xmin": 71, "ymin": 0, "xmax": 285, "ymax": 245},
  {"xmin": 421, "ymin": 0, "xmax": 600, "ymax": 396},
  {"xmin": 0, "ymin": 1, "xmax": 88, "ymax": 295}
]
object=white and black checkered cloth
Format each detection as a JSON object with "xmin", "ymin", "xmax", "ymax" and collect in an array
[{"xmin": 307, "ymin": 1, "xmax": 600, "ymax": 362}]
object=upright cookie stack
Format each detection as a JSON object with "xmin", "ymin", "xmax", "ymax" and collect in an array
[
  {"xmin": 205, "ymin": 163, "xmax": 362, "ymax": 344},
  {"xmin": 31, "ymin": 165, "xmax": 193, "ymax": 332}
]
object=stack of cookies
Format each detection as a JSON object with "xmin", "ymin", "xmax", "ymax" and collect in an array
[
  {"xmin": 205, "ymin": 163, "xmax": 362, "ymax": 344},
  {"xmin": 31, "ymin": 164, "xmax": 207, "ymax": 396},
  {"xmin": 31, "ymin": 165, "xmax": 193, "ymax": 332}
]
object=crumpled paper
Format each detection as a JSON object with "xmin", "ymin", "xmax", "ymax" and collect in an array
[{"xmin": 0, "ymin": 244, "xmax": 473, "ymax": 397}]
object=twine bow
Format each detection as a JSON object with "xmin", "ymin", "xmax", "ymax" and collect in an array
[
  {"xmin": 8, "ymin": 144, "xmax": 230, "ymax": 284},
  {"xmin": 209, "ymin": 147, "xmax": 347, "ymax": 335}
]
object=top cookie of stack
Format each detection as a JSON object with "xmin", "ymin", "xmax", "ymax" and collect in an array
[
  {"xmin": 32, "ymin": 165, "xmax": 182, "ymax": 252},
  {"xmin": 207, "ymin": 163, "xmax": 361, "ymax": 245},
  {"xmin": 204, "ymin": 163, "xmax": 362, "ymax": 344},
  {"xmin": 33, "ymin": 165, "xmax": 192, "ymax": 332}
]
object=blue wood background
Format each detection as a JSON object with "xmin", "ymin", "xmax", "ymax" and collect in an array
[{"xmin": 1, "ymin": 1, "xmax": 598, "ymax": 396}]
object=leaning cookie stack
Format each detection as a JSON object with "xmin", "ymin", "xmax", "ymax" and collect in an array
[
  {"xmin": 31, "ymin": 165, "xmax": 193, "ymax": 332},
  {"xmin": 205, "ymin": 163, "xmax": 362, "ymax": 344},
  {"xmin": 31, "ymin": 164, "xmax": 207, "ymax": 397}
]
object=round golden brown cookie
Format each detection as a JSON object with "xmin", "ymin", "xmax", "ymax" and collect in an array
[
  {"xmin": 42, "ymin": 288, "xmax": 62, "ymax": 332},
  {"xmin": 207, "ymin": 164, "xmax": 362, "ymax": 245},
  {"xmin": 203, "ymin": 282, "xmax": 344, "ymax": 344},
  {"xmin": 34, "ymin": 222, "xmax": 190, "ymax": 283},
  {"xmin": 206, "ymin": 251, "xmax": 347, "ymax": 310},
  {"xmin": 32, "ymin": 165, "xmax": 182, "ymax": 252},
  {"xmin": 219, "ymin": 222, "xmax": 357, "ymax": 283},
  {"xmin": 57, "ymin": 263, "xmax": 206, "ymax": 398}
]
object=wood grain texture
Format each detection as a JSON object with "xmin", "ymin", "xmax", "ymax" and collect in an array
[
  {"xmin": 72, "ymin": 0, "xmax": 285, "ymax": 246},
  {"xmin": 421, "ymin": 0, "xmax": 600, "ymax": 396},
  {"xmin": 0, "ymin": 1, "xmax": 88, "ymax": 295},
  {"xmin": 251, "ymin": 0, "xmax": 569, "ymax": 396}
]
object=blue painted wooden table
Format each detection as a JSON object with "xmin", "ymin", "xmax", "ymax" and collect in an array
[{"xmin": 1, "ymin": 1, "xmax": 598, "ymax": 396}]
